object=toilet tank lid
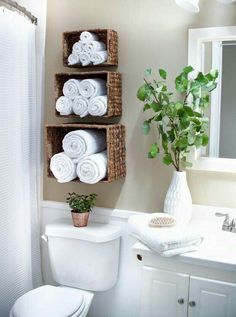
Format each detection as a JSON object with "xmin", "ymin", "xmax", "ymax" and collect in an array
[{"xmin": 45, "ymin": 219, "xmax": 122, "ymax": 243}]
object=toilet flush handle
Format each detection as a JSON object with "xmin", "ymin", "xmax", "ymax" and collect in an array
[{"xmin": 41, "ymin": 234, "xmax": 48, "ymax": 243}]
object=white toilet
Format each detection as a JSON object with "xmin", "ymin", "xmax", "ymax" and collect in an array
[{"xmin": 10, "ymin": 219, "xmax": 121, "ymax": 317}]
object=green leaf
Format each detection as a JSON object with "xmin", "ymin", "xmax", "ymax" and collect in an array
[
  {"xmin": 137, "ymin": 84, "xmax": 149, "ymax": 101},
  {"xmin": 202, "ymin": 134, "xmax": 209, "ymax": 146},
  {"xmin": 163, "ymin": 153, "xmax": 173, "ymax": 165},
  {"xmin": 150, "ymin": 101, "xmax": 162, "ymax": 112},
  {"xmin": 180, "ymin": 117, "xmax": 190, "ymax": 129},
  {"xmin": 145, "ymin": 68, "xmax": 152, "ymax": 76},
  {"xmin": 183, "ymin": 66, "xmax": 194, "ymax": 74},
  {"xmin": 162, "ymin": 133, "xmax": 168, "ymax": 152},
  {"xmin": 183, "ymin": 105, "xmax": 194, "ymax": 116},
  {"xmin": 159, "ymin": 69, "xmax": 167, "ymax": 80},
  {"xmin": 143, "ymin": 103, "xmax": 151, "ymax": 112},
  {"xmin": 194, "ymin": 135, "xmax": 203, "ymax": 148},
  {"xmin": 148, "ymin": 143, "xmax": 159, "ymax": 158},
  {"xmin": 176, "ymin": 137, "xmax": 188, "ymax": 150},
  {"xmin": 175, "ymin": 102, "xmax": 183, "ymax": 110},
  {"xmin": 142, "ymin": 121, "xmax": 150, "ymax": 135},
  {"xmin": 154, "ymin": 113, "xmax": 163, "ymax": 122}
]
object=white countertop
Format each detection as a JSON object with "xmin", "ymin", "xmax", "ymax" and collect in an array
[{"xmin": 132, "ymin": 206, "xmax": 236, "ymax": 272}]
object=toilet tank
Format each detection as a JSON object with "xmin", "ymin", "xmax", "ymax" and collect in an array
[{"xmin": 45, "ymin": 219, "xmax": 121, "ymax": 292}]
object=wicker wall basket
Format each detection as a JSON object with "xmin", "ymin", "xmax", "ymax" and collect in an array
[
  {"xmin": 55, "ymin": 71, "xmax": 122, "ymax": 118},
  {"xmin": 46, "ymin": 123, "xmax": 126, "ymax": 183},
  {"xmin": 63, "ymin": 29, "xmax": 118, "ymax": 67}
]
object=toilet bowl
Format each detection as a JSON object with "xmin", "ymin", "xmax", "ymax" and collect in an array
[
  {"xmin": 10, "ymin": 286, "xmax": 93, "ymax": 317},
  {"xmin": 10, "ymin": 219, "xmax": 121, "ymax": 317}
]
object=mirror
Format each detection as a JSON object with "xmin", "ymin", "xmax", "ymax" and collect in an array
[
  {"xmin": 202, "ymin": 40, "xmax": 236, "ymax": 159},
  {"xmin": 188, "ymin": 26, "xmax": 236, "ymax": 172}
]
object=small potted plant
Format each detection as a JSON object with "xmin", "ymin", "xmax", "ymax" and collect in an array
[{"xmin": 66, "ymin": 192, "xmax": 97, "ymax": 227}]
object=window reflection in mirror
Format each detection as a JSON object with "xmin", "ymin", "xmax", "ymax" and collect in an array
[{"xmin": 201, "ymin": 40, "xmax": 236, "ymax": 159}]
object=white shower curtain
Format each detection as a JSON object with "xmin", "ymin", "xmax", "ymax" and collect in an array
[{"xmin": 0, "ymin": 7, "xmax": 42, "ymax": 316}]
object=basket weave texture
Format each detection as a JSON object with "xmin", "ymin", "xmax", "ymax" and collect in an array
[
  {"xmin": 55, "ymin": 71, "xmax": 122, "ymax": 118},
  {"xmin": 63, "ymin": 29, "xmax": 118, "ymax": 67},
  {"xmin": 46, "ymin": 123, "xmax": 126, "ymax": 183}
]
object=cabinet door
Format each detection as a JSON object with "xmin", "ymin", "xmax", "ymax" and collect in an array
[
  {"xmin": 189, "ymin": 276, "xmax": 236, "ymax": 317},
  {"xmin": 140, "ymin": 266, "xmax": 189, "ymax": 317}
]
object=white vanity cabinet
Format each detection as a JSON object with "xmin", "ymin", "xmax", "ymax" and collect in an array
[{"xmin": 140, "ymin": 266, "xmax": 236, "ymax": 317}]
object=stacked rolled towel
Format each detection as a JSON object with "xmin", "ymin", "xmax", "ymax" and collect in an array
[
  {"xmin": 79, "ymin": 78, "xmax": 106, "ymax": 99},
  {"xmin": 50, "ymin": 152, "xmax": 77, "ymax": 183},
  {"xmin": 77, "ymin": 151, "xmax": 108, "ymax": 184},
  {"xmin": 50, "ymin": 129, "xmax": 108, "ymax": 184},
  {"xmin": 88, "ymin": 96, "xmax": 108, "ymax": 117},
  {"xmin": 62, "ymin": 129, "xmax": 106, "ymax": 161},
  {"xmin": 63, "ymin": 79, "xmax": 81, "ymax": 99},
  {"xmin": 67, "ymin": 31, "xmax": 108, "ymax": 66},
  {"xmin": 56, "ymin": 78, "xmax": 107, "ymax": 117},
  {"xmin": 55, "ymin": 96, "xmax": 73, "ymax": 115},
  {"xmin": 128, "ymin": 213, "xmax": 204, "ymax": 257}
]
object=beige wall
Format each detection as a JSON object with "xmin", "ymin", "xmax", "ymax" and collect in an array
[{"xmin": 44, "ymin": 0, "xmax": 236, "ymax": 212}]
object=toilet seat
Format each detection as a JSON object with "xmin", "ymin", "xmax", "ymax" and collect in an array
[{"xmin": 10, "ymin": 285, "xmax": 94, "ymax": 317}]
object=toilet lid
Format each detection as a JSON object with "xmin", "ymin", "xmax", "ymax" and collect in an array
[{"xmin": 11, "ymin": 285, "xmax": 85, "ymax": 317}]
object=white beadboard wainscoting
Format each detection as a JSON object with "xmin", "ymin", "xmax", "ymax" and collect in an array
[{"xmin": 41, "ymin": 201, "xmax": 236, "ymax": 317}]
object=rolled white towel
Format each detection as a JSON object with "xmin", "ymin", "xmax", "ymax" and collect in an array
[
  {"xmin": 77, "ymin": 151, "xmax": 108, "ymax": 184},
  {"xmin": 50, "ymin": 152, "xmax": 77, "ymax": 183},
  {"xmin": 79, "ymin": 78, "xmax": 107, "ymax": 99},
  {"xmin": 79, "ymin": 52, "xmax": 92, "ymax": 67},
  {"xmin": 80, "ymin": 31, "xmax": 99, "ymax": 43},
  {"xmin": 72, "ymin": 96, "xmax": 89, "ymax": 117},
  {"xmin": 72, "ymin": 41, "xmax": 84, "ymax": 55},
  {"xmin": 62, "ymin": 129, "xmax": 106, "ymax": 160},
  {"xmin": 55, "ymin": 96, "xmax": 73, "ymax": 115},
  {"xmin": 68, "ymin": 53, "xmax": 80, "ymax": 66},
  {"xmin": 88, "ymin": 96, "xmax": 108, "ymax": 116},
  {"xmin": 63, "ymin": 79, "xmax": 81, "ymax": 99},
  {"xmin": 91, "ymin": 51, "xmax": 108, "ymax": 65},
  {"xmin": 86, "ymin": 41, "xmax": 106, "ymax": 54}
]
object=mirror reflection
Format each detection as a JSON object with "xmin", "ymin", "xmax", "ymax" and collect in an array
[{"xmin": 202, "ymin": 40, "xmax": 236, "ymax": 159}]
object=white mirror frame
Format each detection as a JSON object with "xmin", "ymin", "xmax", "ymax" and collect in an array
[{"xmin": 188, "ymin": 26, "xmax": 236, "ymax": 173}]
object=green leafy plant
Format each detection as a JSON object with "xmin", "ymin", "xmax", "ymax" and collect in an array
[
  {"xmin": 66, "ymin": 192, "xmax": 97, "ymax": 213},
  {"xmin": 137, "ymin": 66, "xmax": 218, "ymax": 171}
]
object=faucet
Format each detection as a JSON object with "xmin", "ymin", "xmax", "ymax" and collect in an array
[{"xmin": 215, "ymin": 212, "xmax": 236, "ymax": 232}]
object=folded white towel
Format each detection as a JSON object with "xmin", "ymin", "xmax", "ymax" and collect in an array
[
  {"xmin": 72, "ymin": 41, "xmax": 84, "ymax": 55},
  {"xmin": 128, "ymin": 213, "xmax": 203, "ymax": 257},
  {"xmin": 91, "ymin": 51, "xmax": 108, "ymax": 65},
  {"xmin": 79, "ymin": 78, "xmax": 107, "ymax": 99},
  {"xmin": 86, "ymin": 41, "xmax": 106, "ymax": 54},
  {"xmin": 80, "ymin": 31, "xmax": 99, "ymax": 43},
  {"xmin": 72, "ymin": 96, "xmax": 89, "ymax": 117},
  {"xmin": 77, "ymin": 151, "xmax": 107, "ymax": 184},
  {"xmin": 55, "ymin": 96, "xmax": 73, "ymax": 115},
  {"xmin": 63, "ymin": 79, "xmax": 81, "ymax": 99},
  {"xmin": 62, "ymin": 129, "xmax": 106, "ymax": 160},
  {"xmin": 88, "ymin": 96, "xmax": 108, "ymax": 116},
  {"xmin": 68, "ymin": 53, "xmax": 80, "ymax": 66},
  {"xmin": 79, "ymin": 52, "xmax": 91, "ymax": 66},
  {"xmin": 50, "ymin": 152, "xmax": 77, "ymax": 183}
]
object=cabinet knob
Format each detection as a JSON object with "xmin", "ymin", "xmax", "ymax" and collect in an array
[
  {"xmin": 177, "ymin": 298, "xmax": 184, "ymax": 305},
  {"xmin": 189, "ymin": 301, "xmax": 196, "ymax": 307}
]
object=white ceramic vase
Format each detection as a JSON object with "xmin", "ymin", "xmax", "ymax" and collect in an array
[{"xmin": 164, "ymin": 171, "xmax": 192, "ymax": 225}]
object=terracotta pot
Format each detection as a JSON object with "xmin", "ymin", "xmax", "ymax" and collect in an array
[{"xmin": 71, "ymin": 211, "xmax": 90, "ymax": 227}]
